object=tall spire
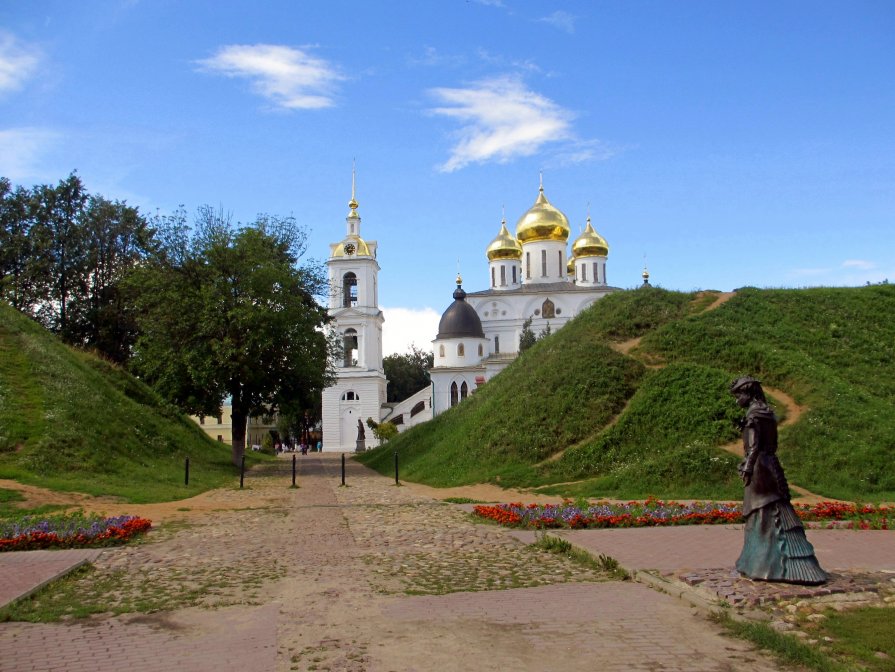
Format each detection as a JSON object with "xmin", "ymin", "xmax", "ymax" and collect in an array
[{"xmin": 348, "ymin": 160, "xmax": 359, "ymax": 213}]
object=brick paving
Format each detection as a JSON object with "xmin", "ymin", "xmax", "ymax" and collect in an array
[
  {"xmin": 2, "ymin": 454, "xmax": 888, "ymax": 671},
  {"xmin": 542, "ymin": 526, "xmax": 895, "ymax": 573},
  {"xmin": 0, "ymin": 548, "xmax": 103, "ymax": 608}
]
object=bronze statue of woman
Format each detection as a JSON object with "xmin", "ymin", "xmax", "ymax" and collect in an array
[{"xmin": 730, "ymin": 377, "xmax": 828, "ymax": 584}]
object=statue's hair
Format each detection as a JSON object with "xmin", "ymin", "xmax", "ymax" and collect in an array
[{"xmin": 730, "ymin": 376, "xmax": 767, "ymax": 402}]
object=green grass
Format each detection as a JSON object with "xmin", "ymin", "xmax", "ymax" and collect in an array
[
  {"xmin": 712, "ymin": 611, "xmax": 846, "ymax": 672},
  {"xmin": 812, "ymin": 607, "xmax": 895, "ymax": 671},
  {"xmin": 639, "ymin": 285, "xmax": 895, "ymax": 500},
  {"xmin": 530, "ymin": 532, "xmax": 630, "ymax": 580},
  {"xmin": 0, "ymin": 302, "xmax": 268, "ymax": 503},
  {"xmin": 544, "ymin": 363, "xmax": 743, "ymax": 499},
  {"xmin": 713, "ymin": 606, "xmax": 895, "ymax": 672},
  {"xmin": 359, "ymin": 285, "xmax": 895, "ymax": 501}
]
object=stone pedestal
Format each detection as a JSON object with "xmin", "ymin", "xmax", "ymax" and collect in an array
[{"xmin": 355, "ymin": 439, "xmax": 367, "ymax": 453}]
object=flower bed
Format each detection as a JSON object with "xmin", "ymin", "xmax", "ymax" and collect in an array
[
  {"xmin": 473, "ymin": 497, "xmax": 891, "ymax": 530},
  {"xmin": 0, "ymin": 513, "xmax": 152, "ymax": 552}
]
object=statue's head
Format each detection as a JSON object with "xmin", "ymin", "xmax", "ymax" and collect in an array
[{"xmin": 730, "ymin": 376, "xmax": 766, "ymax": 406}]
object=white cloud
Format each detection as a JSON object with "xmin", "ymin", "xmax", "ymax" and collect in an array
[
  {"xmin": 0, "ymin": 31, "xmax": 42, "ymax": 94},
  {"xmin": 842, "ymin": 259, "xmax": 875, "ymax": 270},
  {"xmin": 538, "ymin": 11, "xmax": 576, "ymax": 34},
  {"xmin": 429, "ymin": 76, "xmax": 574, "ymax": 172},
  {"xmin": 0, "ymin": 127, "xmax": 59, "ymax": 182},
  {"xmin": 381, "ymin": 306, "xmax": 441, "ymax": 357},
  {"xmin": 196, "ymin": 44, "xmax": 343, "ymax": 110}
]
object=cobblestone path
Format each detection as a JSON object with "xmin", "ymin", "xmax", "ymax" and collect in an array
[{"xmin": 0, "ymin": 454, "xmax": 783, "ymax": 671}]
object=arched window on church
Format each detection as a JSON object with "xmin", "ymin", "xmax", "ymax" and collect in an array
[
  {"xmin": 542, "ymin": 298, "xmax": 556, "ymax": 319},
  {"xmin": 594, "ymin": 262, "xmax": 599, "ymax": 284},
  {"xmin": 494, "ymin": 335, "xmax": 500, "ymax": 353},
  {"xmin": 343, "ymin": 328, "xmax": 358, "ymax": 367},
  {"xmin": 477, "ymin": 343, "xmax": 483, "ymax": 357},
  {"xmin": 581, "ymin": 264, "xmax": 587, "ymax": 282},
  {"xmin": 525, "ymin": 252, "xmax": 531, "ymax": 279},
  {"xmin": 491, "ymin": 267, "xmax": 495, "ymax": 287},
  {"xmin": 457, "ymin": 343, "xmax": 465, "ymax": 357},
  {"xmin": 500, "ymin": 265, "xmax": 506, "ymax": 286},
  {"xmin": 460, "ymin": 381, "xmax": 469, "ymax": 400},
  {"xmin": 341, "ymin": 391, "xmax": 360, "ymax": 401},
  {"xmin": 450, "ymin": 382, "xmax": 459, "ymax": 407},
  {"xmin": 512, "ymin": 265, "xmax": 517, "ymax": 284},
  {"xmin": 439, "ymin": 344, "xmax": 445, "ymax": 358},
  {"xmin": 558, "ymin": 251, "xmax": 563, "ymax": 278},
  {"xmin": 541, "ymin": 250, "xmax": 547, "ymax": 277},
  {"xmin": 342, "ymin": 273, "xmax": 358, "ymax": 308}
]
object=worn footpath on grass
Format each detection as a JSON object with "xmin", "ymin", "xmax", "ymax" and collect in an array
[{"xmin": 0, "ymin": 453, "xmax": 786, "ymax": 672}]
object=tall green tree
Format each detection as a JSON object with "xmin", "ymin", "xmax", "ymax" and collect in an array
[
  {"xmin": 128, "ymin": 206, "xmax": 335, "ymax": 465},
  {"xmin": 72, "ymin": 195, "xmax": 154, "ymax": 363},
  {"xmin": 1, "ymin": 172, "xmax": 154, "ymax": 363},
  {"xmin": 29, "ymin": 173, "xmax": 88, "ymax": 339},
  {"xmin": 0, "ymin": 178, "xmax": 38, "ymax": 311},
  {"xmin": 383, "ymin": 345, "xmax": 434, "ymax": 403}
]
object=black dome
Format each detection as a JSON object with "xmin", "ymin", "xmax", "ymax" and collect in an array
[{"xmin": 436, "ymin": 284, "xmax": 485, "ymax": 339}]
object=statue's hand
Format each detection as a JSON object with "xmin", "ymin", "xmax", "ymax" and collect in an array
[
  {"xmin": 733, "ymin": 417, "xmax": 746, "ymax": 431},
  {"xmin": 740, "ymin": 469, "xmax": 752, "ymax": 486}
]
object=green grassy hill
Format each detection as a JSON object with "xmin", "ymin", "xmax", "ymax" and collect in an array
[
  {"xmin": 359, "ymin": 285, "xmax": 895, "ymax": 502},
  {"xmin": 0, "ymin": 302, "xmax": 252, "ymax": 502}
]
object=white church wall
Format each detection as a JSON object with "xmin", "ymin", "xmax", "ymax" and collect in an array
[{"xmin": 521, "ymin": 240, "xmax": 567, "ymax": 284}]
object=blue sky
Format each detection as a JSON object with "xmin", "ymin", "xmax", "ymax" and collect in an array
[{"xmin": 2, "ymin": 1, "xmax": 894, "ymax": 354}]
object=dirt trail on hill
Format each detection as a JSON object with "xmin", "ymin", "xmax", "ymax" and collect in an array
[{"xmin": 539, "ymin": 290, "xmax": 833, "ymax": 502}]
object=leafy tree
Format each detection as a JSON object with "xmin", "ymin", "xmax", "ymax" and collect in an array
[
  {"xmin": 1, "ymin": 173, "xmax": 154, "ymax": 363},
  {"xmin": 519, "ymin": 316, "xmax": 537, "ymax": 352},
  {"xmin": 373, "ymin": 421, "xmax": 398, "ymax": 444},
  {"xmin": 383, "ymin": 345, "xmax": 434, "ymax": 402},
  {"xmin": 70, "ymin": 195, "xmax": 154, "ymax": 363},
  {"xmin": 0, "ymin": 178, "xmax": 38, "ymax": 310},
  {"xmin": 128, "ymin": 206, "xmax": 335, "ymax": 465},
  {"xmin": 29, "ymin": 172, "xmax": 89, "ymax": 338}
]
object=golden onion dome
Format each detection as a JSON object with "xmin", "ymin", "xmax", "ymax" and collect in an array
[
  {"xmin": 567, "ymin": 255, "xmax": 575, "ymax": 276},
  {"xmin": 332, "ymin": 234, "xmax": 371, "ymax": 258},
  {"xmin": 515, "ymin": 186, "xmax": 570, "ymax": 243},
  {"xmin": 571, "ymin": 217, "xmax": 609, "ymax": 258},
  {"xmin": 486, "ymin": 218, "xmax": 522, "ymax": 261}
]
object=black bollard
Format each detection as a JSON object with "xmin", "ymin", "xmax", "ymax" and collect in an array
[
  {"xmin": 341, "ymin": 453, "xmax": 346, "ymax": 486},
  {"xmin": 292, "ymin": 454, "xmax": 297, "ymax": 487},
  {"xmin": 184, "ymin": 457, "xmax": 190, "ymax": 486},
  {"xmin": 394, "ymin": 450, "xmax": 399, "ymax": 485},
  {"xmin": 240, "ymin": 455, "xmax": 246, "ymax": 489}
]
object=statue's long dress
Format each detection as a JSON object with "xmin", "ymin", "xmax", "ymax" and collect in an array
[{"xmin": 736, "ymin": 403, "xmax": 828, "ymax": 585}]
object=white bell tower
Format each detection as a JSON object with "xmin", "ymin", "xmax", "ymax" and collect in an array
[{"xmin": 321, "ymin": 169, "xmax": 387, "ymax": 452}]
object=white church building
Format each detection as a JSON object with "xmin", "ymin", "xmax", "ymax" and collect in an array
[
  {"xmin": 429, "ymin": 181, "xmax": 620, "ymax": 415},
  {"xmin": 321, "ymin": 177, "xmax": 621, "ymax": 449}
]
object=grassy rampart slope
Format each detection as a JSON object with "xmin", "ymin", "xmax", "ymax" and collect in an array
[
  {"xmin": 358, "ymin": 288, "xmax": 694, "ymax": 487},
  {"xmin": 0, "ymin": 302, "xmax": 252, "ymax": 502},
  {"xmin": 359, "ymin": 285, "xmax": 895, "ymax": 501}
]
